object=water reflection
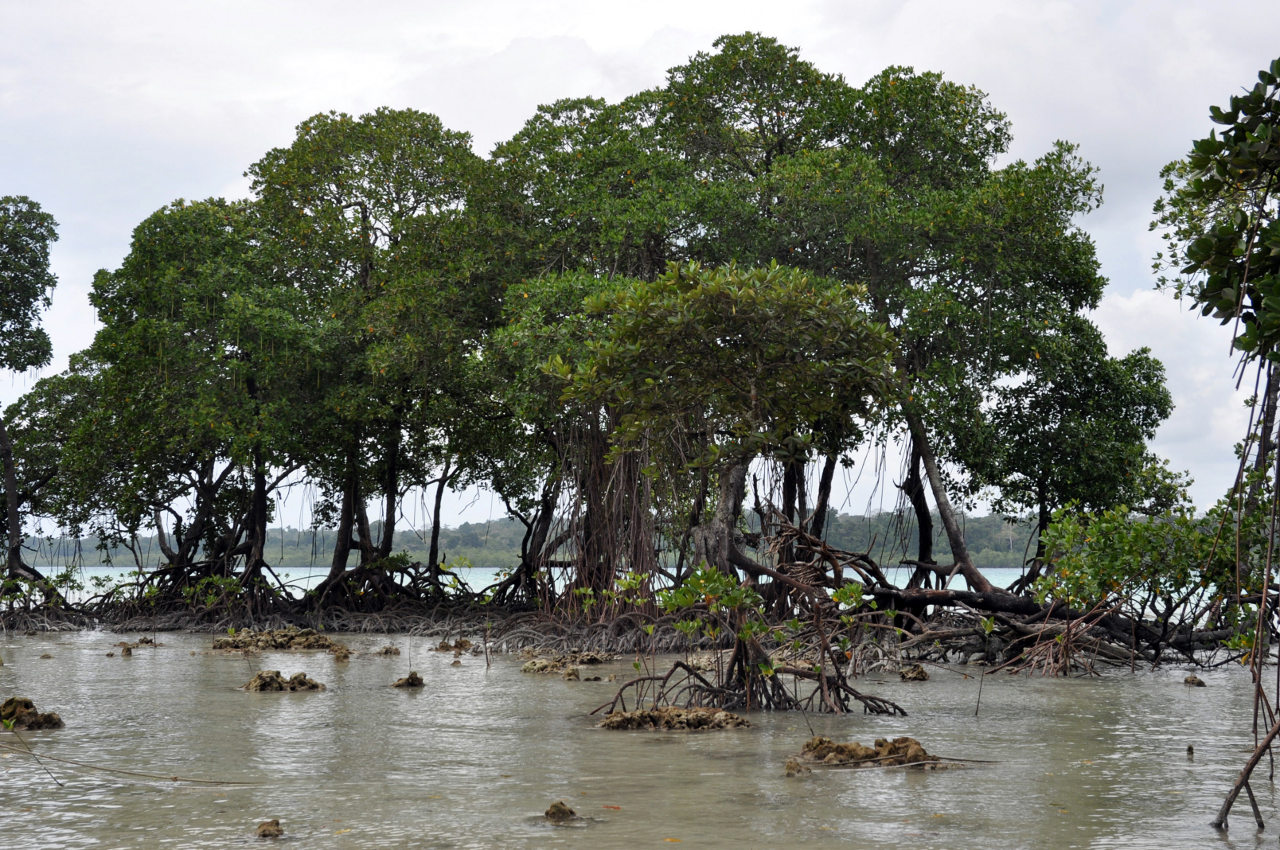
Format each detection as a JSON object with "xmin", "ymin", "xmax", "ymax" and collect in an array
[{"xmin": 0, "ymin": 631, "xmax": 1275, "ymax": 848}]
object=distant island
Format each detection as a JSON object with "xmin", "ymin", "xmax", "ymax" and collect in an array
[{"xmin": 23, "ymin": 511, "xmax": 1038, "ymax": 574}]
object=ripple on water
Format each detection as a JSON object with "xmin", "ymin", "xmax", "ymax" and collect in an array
[{"xmin": 0, "ymin": 632, "xmax": 1272, "ymax": 848}]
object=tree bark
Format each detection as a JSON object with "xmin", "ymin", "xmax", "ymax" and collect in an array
[
  {"xmin": 692, "ymin": 459, "xmax": 747, "ymax": 575},
  {"xmin": 782, "ymin": 460, "xmax": 798, "ymax": 524},
  {"xmin": 245, "ymin": 445, "xmax": 269, "ymax": 580},
  {"xmin": 327, "ymin": 455, "xmax": 357, "ymax": 580},
  {"xmin": 376, "ymin": 418, "xmax": 401, "ymax": 560},
  {"xmin": 901, "ymin": 437, "xmax": 934, "ymax": 564},
  {"xmin": 1, "ymin": 415, "xmax": 26, "ymax": 576},
  {"xmin": 808, "ymin": 453, "xmax": 837, "ymax": 539},
  {"xmin": 902, "ymin": 406, "xmax": 993, "ymax": 594},
  {"xmin": 427, "ymin": 458, "xmax": 452, "ymax": 570},
  {"xmin": 0, "ymin": 415, "xmax": 57, "ymax": 596}
]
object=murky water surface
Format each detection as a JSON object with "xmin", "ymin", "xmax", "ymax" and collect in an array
[{"xmin": 0, "ymin": 629, "xmax": 1274, "ymax": 848}]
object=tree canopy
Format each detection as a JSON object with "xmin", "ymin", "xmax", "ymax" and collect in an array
[
  {"xmin": 3, "ymin": 34, "xmax": 1178, "ymax": 627},
  {"xmin": 0, "ymin": 195, "xmax": 58, "ymax": 581}
]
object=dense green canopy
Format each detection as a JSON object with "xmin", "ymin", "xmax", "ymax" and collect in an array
[{"xmin": 2, "ymin": 33, "xmax": 1176, "ymax": 616}]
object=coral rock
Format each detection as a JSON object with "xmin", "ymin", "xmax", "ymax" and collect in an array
[
  {"xmin": 545, "ymin": 800, "xmax": 576, "ymax": 823},
  {"xmin": 243, "ymin": 670, "xmax": 325, "ymax": 691},
  {"xmin": 0, "ymin": 697, "xmax": 63, "ymax": 730},
  {"xmin": 598, "ymin": 706, "xmax": 749, "ymax": 731}
]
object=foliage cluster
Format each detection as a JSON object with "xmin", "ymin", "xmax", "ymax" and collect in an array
[{"xmin": 1, "ymin": 34, "xmax": 1182, "ymax": 622}]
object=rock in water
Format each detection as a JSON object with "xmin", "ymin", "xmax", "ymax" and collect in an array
[
  {"xmin": 392, "ymin": 672, "xmax": 424, "ymax": 688},
  {"xmin": 0, "ymin": 697, "xmax": 63, "ymax": 730},
  {"xmin": 1184, "ymin": 674, "xmax": 1206, "ymax": 687},
  {"xmin": 598, "ymin": 706, "xmax": 749, "ymax": 731},
  {"xmin": 545, "ymin": 801, "xmax": 576, "ymax": 823},
  {"xmin": 243, "ymin": 670, "xmax": 325, "ymax": 691},
  {"xmin": 899, "ymin": 663, "xmax": 928, "ymax": 681},
  {"xmin": 214, "ymin": 626, "xmax": 348, "ymax": 654},
  {"xmin": 784, "ymin": 758, "xmax": 812, "ymax": 777},
  {"xmin": 798, "ymin": 735, "xmax": 938, "ymax": 768},
  {"xmin": 256, "ymin": 819, "xmax": 284, "ymax": 838}
]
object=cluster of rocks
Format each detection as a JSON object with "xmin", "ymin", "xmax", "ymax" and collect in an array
[
  {"xmin": 598, "ymin": 706, "xmax": 749, "ymax": 731},
  {"xmin": 213, "ymin": 627, "xmax": 348, "ymax": 656},
  {"xmin": 520, "ymin": 650, "xmax": 612, "ymax": 676},
  {"xmin": 242, "ymin": 670, "xmax": 325, "ymax": 692},
  {"xmin": 899, "ymin": 663, "xmax": 929, "ymax": 681},
  {"xmin": 105, "ymin": 636, "xmax": 159, "ymax": 658},
  {"xmin": 798, "ymin": 735, "xmax": 938, "ymax": 768},
  {"xmin": 1, "ymin": 696, "xmax": 64, "ymax": 730}
]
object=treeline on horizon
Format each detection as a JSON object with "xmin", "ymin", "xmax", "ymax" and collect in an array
[{"xmin": 26, "ymin": 511, "xmax": 1040, "ymax": 574}]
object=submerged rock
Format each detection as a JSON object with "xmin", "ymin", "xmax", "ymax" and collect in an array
[
  {"xmin": 243, "ymin": 670, "xmax": 325, "ymax": 692},
  {"xmin": 799, "ymin": 735, "xmax": 938, "ymax": 768},
  {"xmin": 214, "ymin": 626, "xmax": 348, "ymax": 655},
  {"xmin": 545, "ymin": 800, "xmax": 577, "ymax": 823},
  {"xmin": 256, "ymin": 819, "xmax": 284, "ymax": 838},
  {"xmin": 520, "ymin": 650, "xmax": 614, "ymax": 675},
  {"xmin": 392, "ymin": 672, "xmax": 424, "ymax": 688},
  {"xmin": 375, "ymin": 645, "xmax": 401, "ymax": 656},
  {"xmin": 1, "ymin": 697, "xmax": 64, "ymax": 730},
  {"xmin": 521, "ymin": 658, "xmax": 556, "ymax": 674},
  {"xmin": 115, "ymin": 637, "xmax": 158, "ymax": 653},
  {"xmin": 899, "ymin": 663, "xmax": 928, "ymax": 681},
  {"xmin": 1184, "ymin": 675, "xmax": 1207, "ymax": 687},
  {"xmin": 598, "ymin": 706, "xmax": 749, "ymax": 731},
  {"xmin": 784, "ymin": 757, "xmax": 812, "ymax": 777}
]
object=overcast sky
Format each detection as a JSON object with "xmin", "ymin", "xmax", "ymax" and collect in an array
[{"xmin": 3, "ymin": 0, "xmax": 1278, "ymax": 520}]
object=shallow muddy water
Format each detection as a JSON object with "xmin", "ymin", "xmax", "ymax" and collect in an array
[{"xmin": 0, "ymin": 629, "xmax": 1275, "ymax": 848}]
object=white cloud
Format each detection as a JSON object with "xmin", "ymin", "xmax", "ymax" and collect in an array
[{"xmin": 1091, "ymin": 289, "xmax": 1251, "ymax": 505}]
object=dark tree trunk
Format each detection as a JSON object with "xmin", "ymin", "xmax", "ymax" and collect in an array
[
  {"xmin": 327, "ymin": 455, "xmax": 357, "ymax": 580},
  {"xmin": 0, "ymin": 415, "xmax": 58, "ymax": 596},
  {"xmin": 693, "ymin": 459, "xmax": 748, "ymax": 575},
  {"xmin": 376, "ymin": 418, "xmax": 401, "ymax": 561},
  {"xmin": 902, "ymin": 438, "xmax": 934, "ymax": 564},
  {"xmin": 427, "ymin": 458, "xmax": 453, "ymax": 570},
  {"xmin": 808, "ymin": 453, "xmax": 837, "ymax": 539},
  {"xmin": 1, "ymin": 415, "xmax": 27, "ymax": 576},
  {"xmin": 523, "ymin": 473, "xmax": 560, "ymax": 588},
  {"xmin": 354, "ymin": 495, "xmax": 376, "ymax": 566},
  {"xmin": 902, "ymin": 407, "xmax": 993, "ymax": 594},
  {"xmin": 577, "ymin": 421, "xmax": 614, "ymax": 593},
  {"xmin": 244, "ymin": 445, "xmax": 269, "ymax": 580},
  {"xmin": 1035, "ymin": 484, "xmax": 1051, "ymax": 561}
]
